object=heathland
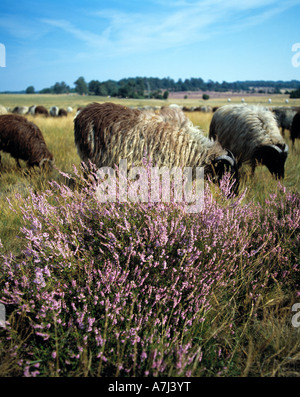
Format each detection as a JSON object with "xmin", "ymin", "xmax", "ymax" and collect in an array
[{"xmin": 0, "ymin": 93, "xmax": 299, "ymax": 377}]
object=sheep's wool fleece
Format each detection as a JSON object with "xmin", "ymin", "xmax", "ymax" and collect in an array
[
  {"xmin": 209, "ymin": 105, "xmax": 285, "ymax": 163},
  {"xmin": 74, "ymin": 102, "xmax": 227, "ymax": 171}
]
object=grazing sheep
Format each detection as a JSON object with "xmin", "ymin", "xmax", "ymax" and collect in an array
[
  {"xmin": 67, "ymin": 106, "xmax": 73, "ymax": 113},
  {"xmin": 27, "ymin": 105, "xmax": 37, "ymax": 115},
  {"xmin": 12, "ymin": 106, "xmax": 28, "ymax": 115},
  {"xmin": 74, "ymin": 102, "xmax": 239, "ymax": 190},
  {"xmin": 35, "ymin": 105, "xmax": 49, "ymax": 116},
  {"xmin": 58, "ymin": 108, "xmax": 68, "ymax": 117},
  {"xmin": 50, "ymin": 106, "xmax": 59, "ymax": 117},
  {"xmin": 0, "ymin": 114, "xmax": 54, "ymax": 168},
  {"xmin": 273, "ymin": 107, "xmax": 297, "ymax": 137},
  {"xmin": 290, "ymin": 110, "xmax": 300, "ymax": 147},
  {"xmin": 209, "ymin": 105, "xmax": 288, "ymax": 179},
  {"xmin": 0, "ymin": 105, "xmax": 7, "ymax": 115}
]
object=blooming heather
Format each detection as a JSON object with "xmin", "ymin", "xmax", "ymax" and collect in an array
[{"xmin": 0, "ymin": 166, "xmax": 299, "ymax": 376}]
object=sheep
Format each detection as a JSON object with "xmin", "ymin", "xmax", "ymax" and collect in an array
[
  {"xmin": 209, "ymin": 104, "xmax": 288, "ymax": 179},
  {"xmin": 12, "ymin": 106, "xmax": 28, "ymax": 115},
  {"xmin": 35, "ymin": 105, "xmax": 49, "ymax": 116},
  {"xmin": 290, "ymin": 110, "xmax": 300, "ymax": 147},
  {"xmin": 50, "ymin": 106, "xmax": 59, "ymax": 117},
  {"xmin": 0, "ymin": 105, "xmax": 7, "ymax": 115},
  {"xmin": 272, "ymin": 107, "xmax": 297, "ymax": 137},
  {"xmin": 58, "ymin": 108, "xmax": 68, "ymax": 117},
  {"xmin": 0, "ymin": 114, "xmax": 54, "ymax": 169},
  {"xmin": 74, "ymin": 102, "xmax": 239, "ymax": 191},
  {"xmin": 27, "ymin": 105, "xmax": 37, "ymax": 115}
]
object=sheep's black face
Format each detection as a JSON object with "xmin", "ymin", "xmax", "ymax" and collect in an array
[
  {"xmin": 211, "ymin": 151, "xmax": 239, "ymax": 194},
  {"xmin": 254, "ymin": 144, "xmax": 288, "ymax": 179}
]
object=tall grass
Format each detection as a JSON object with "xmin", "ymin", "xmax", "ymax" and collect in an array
[{"xmin": 0, "ymin": 100, "xmax": 299, "ymax": 377}]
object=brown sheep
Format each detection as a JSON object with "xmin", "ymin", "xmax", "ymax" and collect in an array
[
  {"xmin": 0, "ymin": 114, "xmax": 54, "ymax": 168},
  {"xmin": 58, "ymin": 108, "xmax": 68, "ymax": 117},
  {"xmin": 35, "ymin": 105, "xmax": 49, "ymax": 116}
]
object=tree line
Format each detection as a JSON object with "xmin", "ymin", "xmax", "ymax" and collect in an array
[{"xmin": 24, "ymin": 76, "xmax": 300, "ymax": 98}]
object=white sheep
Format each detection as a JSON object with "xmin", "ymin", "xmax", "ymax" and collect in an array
[
  {"xmin": 209, "ymin": 104, "xmax": 288, "ymax": 178},
  {"xmin": 50, "ymin": 106, "xmax": 59, "ymax": 117}
]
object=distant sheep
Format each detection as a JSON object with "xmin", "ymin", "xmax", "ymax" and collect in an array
[
  {"xmin": 35, "ymin": 105, "xmax": 49, "ymax": 116},
  {"xmin": 0, "ymin": 105, "xmax": 7, "ymax": 115},
  {"xmin": 209, "ymin": 105, "xmax": 288, "ymax": 179},
  {"xmin": 0, "ymin": 114, "xmax": 54, "ymax": 168},
  {"xmin": 290, "ymin": 111, "xmax": 300, "ymax": 147},
  {"xmin": 12, "ymin": 106, "xmax": 28, "ymax": 115},
  {"xmin": 27, "ymin": 105, "xmax": 37, "ymax": 115},
  {"xmin": 273, "ymin": 107, "xmax": 297, "ymax": 137},
  {"xmin": 74, "ymin": 102, "xmax": 239, "ymax": 190},
  {"xmin": 58, "ymin": 108, "xmax": 68, "ymax": 117},
  {"xmin": 50, "ymin": 106, "xmax": 59, "ymax": 117}
]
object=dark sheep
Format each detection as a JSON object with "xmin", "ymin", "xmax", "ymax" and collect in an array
[
  {"xmin": 58, "ymin": 108, "xmax": 68, "ymax": 117},
  {"xmin": 0, "ymin": 114, "xmax": 54, "ymax": 168},
  {"xmin": 290, "ymin": 111, "xmax": 300, "ymax": 147},
  {"xmin": 35, "ymin": 105, "xmax": 49, "ymax": 116}
]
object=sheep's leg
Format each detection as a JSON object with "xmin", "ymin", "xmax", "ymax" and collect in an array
[{"xmin": 15, "ymin": 158, "xmax": 21, "ymax": 168}]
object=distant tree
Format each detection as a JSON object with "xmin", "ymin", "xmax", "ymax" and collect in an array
[
  {"xmin": 52, "ymin": 81, "xmax": 70, "ymax": 94},
  {"xmin": 74, "ymin": 76, "xmax": 88, "ymax": 95},
  {"xmin": 39, "ymin": 87, "xmax": 52, "ymax": 94},
  {"xmin": 290, "ymin": 87, "xmax": 300, "ymax": 98},
  {"xmin": 163, "ymin": 90, "xmax": 169, "ymax": 100},
  {"xmin": 202, "ymin": 94, "xmax": 210, "ymax": 100},
  {"xmin": 26, "ymin": 85, "xmax": 35, "ymax": 94}
]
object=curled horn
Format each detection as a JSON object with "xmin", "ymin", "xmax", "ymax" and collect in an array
[
  {"xmin": 214, "ymin": 150, "xmax": 236, "ymax": 168},
  {"xmin": 267, "ymin": 144, "xmax": 289, "ymax": 155}
]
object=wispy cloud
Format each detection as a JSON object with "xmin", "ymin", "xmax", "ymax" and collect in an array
[{"xmin": 39, "ymin": 0, "xmax": 298, "ymax": 58}]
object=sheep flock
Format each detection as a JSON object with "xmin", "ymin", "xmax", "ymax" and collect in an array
[{"xmin": 0, "ymin": 101, "xmax": 299, "ymax": 195}]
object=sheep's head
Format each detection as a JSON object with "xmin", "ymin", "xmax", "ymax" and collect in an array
[
  {"xmin": 253, "ymin": 143, "xmax": 288, "ymax": 179},
  {"xmin": 211, "ymin": 150, "xmax": 239, "ymax": 194}
]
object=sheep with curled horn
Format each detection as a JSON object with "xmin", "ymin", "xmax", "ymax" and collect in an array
[
  {"xmin": 74, "ymin": 102, "xmax": 239, "ymax": 192},
  {"xmin": 0, "ymin": 114, "xmax": 54, "ymax": 169},
  {"xmin": 209, "ymin": 104, "xmax": 288, "ymax": 179}
]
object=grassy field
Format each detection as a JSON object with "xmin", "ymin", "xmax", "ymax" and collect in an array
[{"xmin": 0, "ymin": 94, "xmax": 299, "ymax": 377}]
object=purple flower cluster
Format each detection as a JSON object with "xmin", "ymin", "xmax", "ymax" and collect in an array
[{"xmin": 0, "ymin": 167, "xmax": 299, "ymax": 376}]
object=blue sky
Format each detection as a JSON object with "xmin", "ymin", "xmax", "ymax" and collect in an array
[{"xmin": 0, "ymin": 0, "xmax": 300, "ymax": 91}]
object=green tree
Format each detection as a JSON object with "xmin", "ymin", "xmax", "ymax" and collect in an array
[
  {"xmin": 74, "ymin": 76, "xmax": 88, "ymax": 95},
  {"xmin": 202, "ymin": 94, "xmax": 210, "ymax": 100},
  {"xmin": 290, "ymin": 87, "xmax": 300, "ymax": 98},
  {"xmin": 25, "ymin": 85, "xmax": 35, "ymax": 94},
  {"xmin": 53, "ymin": 81, "xmax": 70, "ymax": 94}
]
